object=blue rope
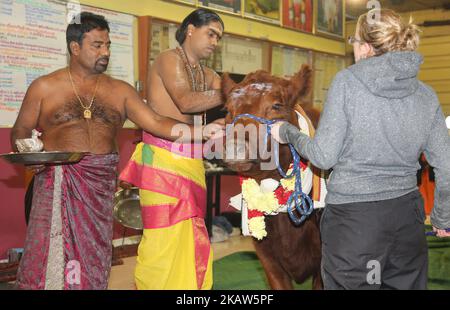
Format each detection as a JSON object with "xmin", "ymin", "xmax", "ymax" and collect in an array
[{"xmin": 230, "ymin": 114, "xmax": 314, "ymax": 225}]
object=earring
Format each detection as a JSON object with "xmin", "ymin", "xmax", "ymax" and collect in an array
[{"xmin": 188, "ymin": 32, "xmax": 192, "ymax": 36}]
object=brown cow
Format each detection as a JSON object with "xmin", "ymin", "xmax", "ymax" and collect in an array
[{"xmin": 221, "ymin": 65, "xmax": 323, "ymax": 290}]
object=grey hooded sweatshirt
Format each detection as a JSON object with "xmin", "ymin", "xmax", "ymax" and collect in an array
[{"xmin": 280, "ymin": 51, "xmax": 450, "ymax": 229}]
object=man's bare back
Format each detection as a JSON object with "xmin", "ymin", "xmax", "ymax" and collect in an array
[{"xmin": 147, "ymin": 49, "xmax": 222, "ymax": 124}]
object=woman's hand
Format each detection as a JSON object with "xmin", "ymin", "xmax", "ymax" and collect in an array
[{"xmin": 270, "ymin": 121, "xmax": 289, "ymax": 144}]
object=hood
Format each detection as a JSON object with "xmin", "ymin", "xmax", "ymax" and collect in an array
[{"xmin": 348, "ymin": 51, "xmax": 423, "ymax": 99}]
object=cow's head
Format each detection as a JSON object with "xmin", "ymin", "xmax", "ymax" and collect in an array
[{"xmin": 221, "ymin": 65, "xmax": 313, "ymax": 179}]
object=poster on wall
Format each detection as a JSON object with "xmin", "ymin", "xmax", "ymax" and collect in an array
[
  {"xmin": 313, "ymin": 52, "xmax": 346, "ymax": 110},
  {"xmin": 220, "ymin": 36, "xmax": 263, "ymax": 75},
  {"xmin": 244, "ymin": 0, "xmax": 280, "ymax": 25},
  {"xmin": 281, "ymin": 0, "xmax": 313, "ymax": 33},
  {"xmin": 0, "ymin": 0, "xmax": 68, "ymax": 127},
  {"xmin": 272, "ymin": 46, "xmax": 311, "ymax": 78},
  {"xmin": 149, "ymin": 22, "xmax": 179, "ymax": 64},
  {"xmin": 199, "ymin": 0, "xmax": 241, "ymax": 14},
  {"xmin": 316, "ymin": 0, "xmax": 344, "ymax": 38}
]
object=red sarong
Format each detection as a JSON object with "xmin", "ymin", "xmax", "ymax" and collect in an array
[{"xmin": 16, "ymin": 153, "xmax": 119, "ymax": 290}]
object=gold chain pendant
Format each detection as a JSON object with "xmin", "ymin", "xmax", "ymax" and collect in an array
[
  {"xmin": 84, "ymin": 109, "xmax": 92, "ymax": 119},
  {"xmin": 67, "ymin": 68, "xmax": 100, "ymax": 121}
]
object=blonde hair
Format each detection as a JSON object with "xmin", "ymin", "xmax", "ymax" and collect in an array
[{"xmin": 357, "ymin": 9, "xmax": 421, "ymax": 56}]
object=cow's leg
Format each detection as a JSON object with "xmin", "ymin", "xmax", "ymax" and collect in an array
[{"xmin": 253, "ymin": 241, "xmax": 293, "ymax": 290}]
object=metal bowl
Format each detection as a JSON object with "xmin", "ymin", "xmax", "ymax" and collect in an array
[{"xmin": 113, "ymin": 187, "xmax": 143, "ymax": 230}]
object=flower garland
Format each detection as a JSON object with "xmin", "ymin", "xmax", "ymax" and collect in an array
[
  {"xmin": 241, "ymin": 161, "xmax": 308, "ymax": 240},
  {"xmin": 241, "ymin": 179, "xmax": 279, "ymax": 240}
]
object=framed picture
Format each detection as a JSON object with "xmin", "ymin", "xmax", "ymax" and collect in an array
[
  {"xmin": 220, "ymin": 35, "xmax": 264, "ymax": 75},
  {"xmin": 282, "ymin": 0, "xmax": 313, "ymax": 33},
  {"xmin": 244, "ymin": 0, "xmax": 280, "ymax": 25},
  {"xmin": 199, "ymin": 0, "xmax": 242, "ymax": 14},
  {"xmin": 315, "ymin": 0, "xmax": 344, "ymax": 38},
  {"xmin": 271, "ymin": 45, "xmax": 311, "ymax": 77}
]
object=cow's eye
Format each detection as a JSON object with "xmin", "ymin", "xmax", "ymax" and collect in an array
[{"xmin": 272, "ymin": 103, "xmax": 283, "ymax": 111}]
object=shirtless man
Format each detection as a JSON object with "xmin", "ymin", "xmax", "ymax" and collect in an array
[
  {"xmin": 147, "ymin": 16, "xmax": 223, "ymax": 125},
  {"xmin": 119, "ymin": 8, "xmax": 224, "ymax": 290},
  {"xmin": 11, "ymin": 12, "xmax": 220, "ymax": 290}
]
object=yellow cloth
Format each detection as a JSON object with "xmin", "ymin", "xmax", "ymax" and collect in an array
[
  {"xmin": 129, "ymin": 142, "xmax": 206, "ymax": 188},
  {"xmin": 122, "ymin": 142, "xmax": 213, "ymax": 290},
  {"xmin": 135, "ymin": 218, "xmax": 213, "ymax": 290}
]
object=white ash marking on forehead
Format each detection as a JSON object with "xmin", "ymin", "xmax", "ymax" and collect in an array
[{"xmin": 230, "ymin": 83, "xmax": 273, "ymax": 100}]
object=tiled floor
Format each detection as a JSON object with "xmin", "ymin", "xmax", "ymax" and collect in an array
[{"xmin": 108, "ymin": 234, "xmax": 255, "ymax": 290}]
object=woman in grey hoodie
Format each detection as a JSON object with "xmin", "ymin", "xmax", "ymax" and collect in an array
[{"xmin": 272, "ymin": 9, "xmax": 450, "ymax": 289}]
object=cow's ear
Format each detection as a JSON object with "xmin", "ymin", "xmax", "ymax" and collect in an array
[
  {"xmin": 221, "ymin": 72, "xmax": 237, "ymax": 98},
  {"xmin": 287, "ymin": 64, "xmax": 312, "ymax": 106}
]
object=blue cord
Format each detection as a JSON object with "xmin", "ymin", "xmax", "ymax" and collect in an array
[{"xmin": 230, "ymin": 114, "xmax": 314, "ymax": 225}]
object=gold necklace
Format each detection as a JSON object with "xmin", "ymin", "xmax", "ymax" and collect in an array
[{"xmin": 67, "ymin": 68, "xmax": 100, "ymax": 119}]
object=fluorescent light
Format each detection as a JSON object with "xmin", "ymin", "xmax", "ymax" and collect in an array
[{"xmin": 446, "ymin": 116, "xmax": 450, "ymax": 129}]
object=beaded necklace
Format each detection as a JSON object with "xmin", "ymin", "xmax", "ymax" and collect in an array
[{"xmin": 176, "ymin": 46, "xmax": 207, "ymax": 125}]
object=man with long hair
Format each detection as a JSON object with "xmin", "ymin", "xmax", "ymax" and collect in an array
[{"xmin": 120, "ymin": 8, "xmax": 224, "ymax": 289}]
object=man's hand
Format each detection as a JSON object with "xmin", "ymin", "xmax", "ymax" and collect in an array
[
  {"xmin": 212, "ymin": 118, "xmax": 225, "ymax": 126},
  {"xmin": 119, "ymin": 180, "xmax": 134, "ymax": 189},
  {"xmin": 433, "ymin": 226, "xmax": 450, "ymax": 238},
  {"xmin": 270, "ymin": 121, "xmax": 289, "ymax": 144},
  {"xmin": 203, "ymin": 119, "xmax": 225, "ymax": 140}
]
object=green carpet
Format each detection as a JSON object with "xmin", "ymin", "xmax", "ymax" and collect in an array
[
  {"xmin": 213, "ymin": 226, "xmax": 450, "ymax": 290},
  {"xmin": 427, "ymin": 232, "xmax": 450, "ymax": 290}
]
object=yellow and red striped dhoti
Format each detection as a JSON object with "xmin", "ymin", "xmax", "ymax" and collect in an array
[{"xmin": 119, "ymin": 132, "xmax": 212, "ymax": 290}]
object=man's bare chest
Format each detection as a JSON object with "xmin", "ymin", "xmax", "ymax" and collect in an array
[{"xmin": 44, "ymin": 95, "xmax": 123, "ymax": 127}]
